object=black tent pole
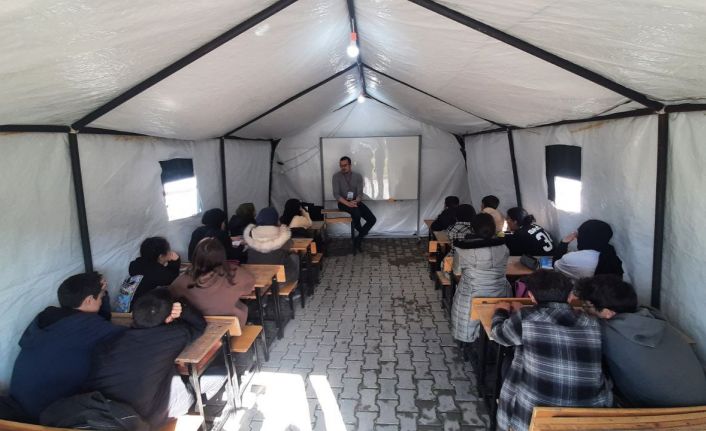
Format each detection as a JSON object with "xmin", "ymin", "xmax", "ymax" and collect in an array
[
  {"xmin": 407, "ymin": 0, "xmax": 663, "ymax": 111},
  {"xmin": 269, "ymin": 139, "xmax": 281, "ymax": 206},
  {"xmin": 651, "ymin": 113, "xmax": 669, "ymax": 309},
  {"xmin": 220, "ymin": 138, "xmax": 228, "ymax": 215},
  {"xmin": 507, "ymin": 129, "xmax": 522, "ymax": 208},
  {"xmin": 68, "ymin": 133, "xmax": 94, "ymax": 272}
]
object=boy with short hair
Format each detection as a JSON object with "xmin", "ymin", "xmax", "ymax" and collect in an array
[
  {"xmin": 10, "ymin": 272, "xmax": 124, "ymax": 420},
  {"xmin": 481, "ymin": 195, "xmax": 504, "ymax": 233},
  {"xmin": 491, "ymin": 270, "xmax": 612, "ymax": 431},
  {"xmin": 430, "ymin": 195, "xmax": 460, "ymax": 231},
  {"xmin": 84, "ymin": 289, "xmax": 206, "ymax": 428},
  {"xmin": 575, "ymin": 275, "xmax": 706, "ymax": 407}
]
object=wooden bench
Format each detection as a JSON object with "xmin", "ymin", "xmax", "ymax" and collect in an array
[
  {"xmin": 428, "ymin": 240, "xmax": 439, "ymax": 278},
  {"xmin": 529, "ymin": 406, "xmax": 706, "ymax": 430},
  {"xmin": 0, "ymin": 416, "xmax": 204, "ymax": 431}
]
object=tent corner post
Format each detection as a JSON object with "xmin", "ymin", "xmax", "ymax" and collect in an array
[
  {"xmin": 220, "ymin": 137, "xmax": 228, "ymax": 215},
  {"xmin": 651, "ymin": 113, "xmax": 669, "ymax": 309},
  {"xmin": 68, "ymin": 132, "xmax": 94, "ymax": 272},
  {"xmin": 507, "ymin": 129, "xmax": 522, "ymax": 208},
  {"xmin": 269, "ymin": 139, "xmax": 281, "ymax": 207}
]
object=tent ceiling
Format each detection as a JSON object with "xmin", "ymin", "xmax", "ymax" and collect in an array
[
  {"xmin": 237, "ymin": 71, "xmax": 360, "ymax": 139},
  {"xmin": 0, "ymin": 0, "xmax": 705, "ymax": 138},
  {"xmin": 364, "ymin": 68, "xmax": 494, "ymax": 135},
  {"xmin": 356, "ymin": 0, "xmax": 630, "ymax": 128},
  {"xmin": 90, "ymin": 0, "xmax": 352, "ymax": 140},
  {"xmin": 0, "ymin": 0, "xmax": 279, "ymax": 125},
  {"xmin": 436, "ymin": 0, "xmax": 706, "ymax": 103}
]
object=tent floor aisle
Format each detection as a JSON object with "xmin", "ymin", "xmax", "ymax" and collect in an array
[{"xmin": 226, "ymin": 238, "xmax": 489, "ymax": 430}]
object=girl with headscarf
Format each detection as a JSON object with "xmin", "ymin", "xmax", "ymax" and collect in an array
[
  {"xmin": 188, "ymin": 208, "xmax": 244, "ymax": 262},
  {"xmin": 553, "ymin": 219, "xmax": 625, "ymax": 280},
  {"xmin": 228, "ymin": 203, "xmax": 256, "ymax": 237},
  {"xmin": 280, "ymin": 199, "xmax": 312, "ymax": 238}
]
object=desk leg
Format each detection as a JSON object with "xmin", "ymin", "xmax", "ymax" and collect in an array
[
  {"xmin": 254, "ymin": 288, "xmax": 269, "ymax": 362},
  {"xmin": 351, "ymin": 223, "xmax": 356, "ymax": 255},
  {"xmin": 489, "ymin": 345, "xmax": 507, "ymax": 431},
  {"xmin": 304, "ymin": 249, "xmax": 312, "ymax": 301},
  {"xmin": 221, "ymin": 332, "xmax": 240, "ymax": 410},
  {"xmin": 477, "ymin": 327, "xmax": 488, "ymax": 398},
  {"xmin": 272, "ymin": 279, "xmax": 283, "ymax": 339},
  {"xmin": 189, "ymin": 364, "xmax": 207, "ymax": 431}
]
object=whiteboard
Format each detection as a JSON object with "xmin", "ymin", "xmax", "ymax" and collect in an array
[{"xmin": 321, "ymin": 136, "xmax": 420, "ymax": 201}]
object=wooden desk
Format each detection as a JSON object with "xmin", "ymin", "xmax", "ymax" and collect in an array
[
  {"xmin": 290, "ymin": 238, "xmax": 313, "ymax": 253},
  {"xmin": 241, "ymin": 264, "xmax": 285, "ymax": 343},
  {"xmin": 309, "ymin": 221, "xmax": 325, "ymax": 231},
  {"xmin": 433, "ymin": 230, "xmax": 450, "ymax": 246},
  {"xmin": 424, "ymin": 219, "xmax": 434, "ymax": 229},
  {"xmin": 506, "ymin": 256, "xmax": 535, "ymax": 278},
  {"xmin": 321, "ymin": 209, "xmax": 356, "ymax": 255},
  {"xmin": 109, "ymin": 314, "xmax": 237, "ymax": 431}
]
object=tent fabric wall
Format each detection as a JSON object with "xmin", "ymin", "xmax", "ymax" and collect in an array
[
  {"xmin": 271, "ymin": 100, "xmax": 471, "ymax": 236},
  {"xmin": 79, "ymin": 134, "xmax": 222, "ymax": 295},
  {"xmin": 663, "ymin": 111, "xmax": 706, "ymax": 362},
  {"xmin": 225, "ymin": 139, "xmax": 272, "ymax": 213},
  {"xmin": 511, "ymin": 116, "xmax": 657, "ymax": 302},
  {"xmin": 464, "ymin": 132, "xmax": 518, "ymax": 213},
  {"xmin": 0, "ymin": 133, "xmax": 84, "ymax": 389}
]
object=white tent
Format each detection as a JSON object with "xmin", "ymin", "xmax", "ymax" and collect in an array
[{"xmin": 1, "ymin": 0, "xmax": 706, "ymax": 388}]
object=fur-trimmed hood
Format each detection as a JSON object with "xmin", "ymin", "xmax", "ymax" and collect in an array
[{"xmin": 243, "ymin": 224, "xmax": 291, "ymax": 253}]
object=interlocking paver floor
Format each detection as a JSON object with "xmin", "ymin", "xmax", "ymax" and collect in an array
[{"xmin": 226, "ymin": 238, "xmax": 489, "ymax": 430}]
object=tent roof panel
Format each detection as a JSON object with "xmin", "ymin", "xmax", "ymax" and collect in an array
[
  {"xmin": 0, "ymin": 0, "xmax": 278, "ymax": 125},
  {"xmin": 365, "ymin": 68, "xmax": 494, "ymax": 134},
  {"xmin": 237, "ymin": 71, "xmax": 360, "ymax": 139},
  {"xmin": 90, "ymin": 0, "xmax": 351, "ymax": 140},
  {"xmin": 437, "ymin": 0, "xmax": 706, "ymax": 102},
  {"xmin": 357, "ymin": 0, "xmax": 630, "ymax": 128}
]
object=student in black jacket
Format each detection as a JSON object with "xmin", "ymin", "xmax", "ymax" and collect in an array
[
  {"xmin": 128, "ymin": 237, "xmax": 181, "ymax": 302},
  {"xmin": 188, "ymin": 208, "xmax": 245, "ymax": 262},
  {"xmin": 430, "ymin": 196, "xmax": 460, "ymax": 232},
  {"xmin": 84, "ymin": 289, "xmax": 206, "ymax": 429},
  {"xmin": 504, "ymin": 207, "xmax": 554, "ymax": 256}
]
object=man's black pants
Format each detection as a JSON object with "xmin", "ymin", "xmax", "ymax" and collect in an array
[{"xmin": 337, "ymin": 202, "xmax": 377, "ymax": 237}]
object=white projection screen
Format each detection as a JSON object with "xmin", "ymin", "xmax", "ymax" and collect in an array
[{"xmin": 321, "ymin": 136, "xmax": 421, "ymax": 203}]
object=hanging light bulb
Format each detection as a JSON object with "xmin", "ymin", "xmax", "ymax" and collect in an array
[
  {"xmin": 357, "ymin": 94, "xmax": 366, "ymax": 103},
  {"xmin": 347, "ymin": 32, "xmax": 359, "ymax": 58}
]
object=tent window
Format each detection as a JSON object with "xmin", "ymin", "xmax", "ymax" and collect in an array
[
  {"xmin": 159, "ymin": 158, "xmax": 199, "ymax": 221},
  {"xmin": 545, "ymin": 145, "xmax": 581, "ymax": 212}
]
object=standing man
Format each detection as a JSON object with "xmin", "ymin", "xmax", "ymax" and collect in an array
[{"xmin": 332, "ymin": 156, "xmax": 377, "ymax": 251}]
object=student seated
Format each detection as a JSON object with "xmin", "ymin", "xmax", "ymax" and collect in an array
[
  {"xmin": 128, "ymin": 236, "xmax": 181, "ymax": 302},
  {"xmin": 280, "ymin": 198, "xmax": 312, "ymax": 238},
  {"xmin": 504, "ymin": 207, "xmax": 554, "ymax": 256},
  {"xmin": 430, "ymin": 195, "xmax": 459, "ymax": 232},
  {"xmin": 480, "ymin": 195, "xmax": 505, "ymax": 233},
  {"xmin": 574, "ymin": 275, "xmax": 706, "ymax": 407},
  {"xmin": 9, "ymin": 273, "xmax": 124, "ymax": 420},
  {"xmin": 229, "ymin": 203, "xmax": 256, "ymax": 237},
  {"xmin": 447, "ymin": 204, "xmax": 476, "ymax": 243},
  {"xmin": 554, "ymin": 219, "xmax": 625, "ymax": 280},
  {"xmin": 83, "ymin": 289, "xmax": 205, "ymax": 429},
  {"xmin": 244, "ymin": 207, "xmax": 300, "ymax": 283},
  {"xmin": 170, "ymin": 238, "xmax": 255, "ymax": 328},
  {"xmin": 491, "ymin": 270, "xmax": 612, "ymax": 431},
  {"xmin": 451, "ymin": 213, "xmax": 510, "ymax": 344},
  {"xmin": 188, "ymin": 208, "xmax": 244, "ymax": 262}
]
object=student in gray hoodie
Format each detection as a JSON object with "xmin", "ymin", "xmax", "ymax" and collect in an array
[{"xmin": 574, "ymin": 275, "xmax": 706, "ymax": 407}]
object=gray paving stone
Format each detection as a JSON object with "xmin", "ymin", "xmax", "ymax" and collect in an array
[
  {"xmin": 380, "ymin": 345, "xmax": 397, "ymax": 362},
  {"xmin": 362, "ymin": 353, "xmax": 380, "ymax": 370},
  {"xmin": 397, "ymin": 389, "xmax": 417, "ymax": 413},
  {"xmin": 356, "ymin": 412, "xmax": 378, "ymax": 431},
  {"xmin": 437, "ymin": 393, "xmax": 459, "ymax": 413},
  {"xmin": 397, "ymin": 353, "xmax": 414, "ymax": 370},
  {"xmin": 339, "ymin": 398, "xmax": 358, "ymax": 425},
  {"xmin": 398, "ymin": 412, "xmax": 418, "ymax": 431},
  {"xmin": 379, "ymin": 361, "xmax": 396, "ymax": 379},
  {"xmin": 376, "ymin": 400, "xmax": 400, "ymax": 425},
  {"xmin": 432, "ymin": 370, "xmax": 454, "ymax": 390},
  {"xmin": 397, "ymin": 370, "xmax": 415, "ymax": 390},
  {"xmin": 457, "ymin": 401, "xmax": 488, "ymax": 427},
  {"xmin": 429, "ymin": 353, "xmax": 449, "ymax": 371},
  {"xmin": 340, "ymin": 377, "xmax": 362, "ymax": 399},
  {"xmin": 348, "ymin": 345, "xmax": 365, "ymax": 361},
  {"xmin": 451, "ymin": 379, "xmax": 478, "ymax": 402},
  {"xmin": 416, "ymin": 400, "xmax": 441, "ymax": 426},
  {"xmin": 358, "ymin": 388, "xmax": 379, "ymax": 412},
  {"xmin": 378, "ymin": 378, "xmax": 398, "ymax": 400},
  {"xmin": 329, "ymin": 352, "xmax": 349, "ymax": 369},
  {"xmin": 440, "ymin": 412, "xmax": 463, "ymax": 431},
  {"xmin": 344, "ymin": 360, "xmax": 363, "ymax": 379},
  {"xmin": 417, "ymin": 379, "xmax": 435, "ymax": 401},
  {"xmin": 414, "ymin": 361, "xmax": 433, "ymax": 380}
]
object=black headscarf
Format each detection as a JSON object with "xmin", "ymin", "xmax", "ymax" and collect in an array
[
  {"xmin": 202, "ymin": 208, "xmax": 226, "ymax": 229},
  {"xmin": 577, "ymin": 219, "xmax": 623, "ymax": 276}
]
